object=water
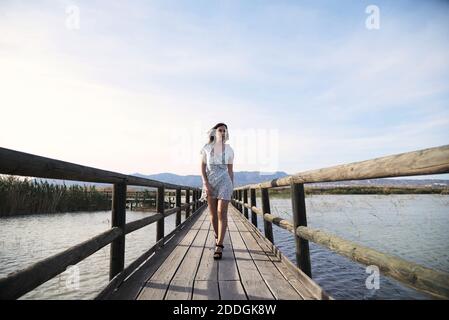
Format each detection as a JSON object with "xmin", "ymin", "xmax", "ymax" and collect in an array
[
  {"xmin": 0, "ymin": 195, "xmax": 448, "ymax": 299},
  {"xmin": 258, "ymin": 194, "xmax": 449, "ymax": 299},
  {"xmin": 0, "ymin": 210, "xmax": 181, "ymax": 299}
]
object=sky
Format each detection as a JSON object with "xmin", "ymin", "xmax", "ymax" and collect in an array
[{"xmin": 1, "ymin": 0, "xmax": 448, "ymax": 179}]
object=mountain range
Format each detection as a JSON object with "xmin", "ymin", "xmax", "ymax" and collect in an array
[{"xmin": 33, "ymin": 171, "xmax": 449, "ymax": 189}]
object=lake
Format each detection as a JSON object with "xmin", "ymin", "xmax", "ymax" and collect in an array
[{"xmin": 0, "ymin": 194, "xmax": 448, "ymax": 299}]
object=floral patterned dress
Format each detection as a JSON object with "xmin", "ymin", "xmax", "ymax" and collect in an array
[{"xmin": 199, "ymin": 143, "xmax": 234, "ymax": 201}]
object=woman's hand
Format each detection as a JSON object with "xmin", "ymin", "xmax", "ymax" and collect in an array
[{"xmin": 204, "ymin": 181, "xmax": 212, "ymax": 196}]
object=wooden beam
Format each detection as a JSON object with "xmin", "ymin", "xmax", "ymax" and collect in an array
[
  {"xmin": 156, "ymin": 186, "xmax": 165, "ymax": 242},
  {"xmin": 243, "ymin": 189, "xmax": 248, "ymax": 219},
  {"xmin": 261, "ymin": 188, "xmax": 273, "ymax": 243},
  {"xmin": 176, "ymin": 188, "xmax": 182, "ymax": 227},
  {"xmin": 110, "ymin": 182, "xmax": 126, "ymax": 280},
  {"xmin": 0, "ymin": 228, "xmax": 121, "ymax": 299},
  {"xmin": 234, "ymin": 144, "xmax": 449, "ymax": 190},
  {"xmin": 0, "ymin": 147, "xmax": 197, "ymax": 190},
  {"xmin": 185, "ymin": 189, "xmax": 190, "ymax": 219},
  {"xmin": 250, "ymin": 188, "xmax": 257, "ymax": 227},
  {"xmin": 296, "ymin": 226, "xmax": 449, "ymax": 299},
  {"xmin": 290, "ymin": 182, "xmax": 312, "ymax": 277}
]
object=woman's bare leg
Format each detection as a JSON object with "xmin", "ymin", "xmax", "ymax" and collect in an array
[
  {"xmin": 207, "ymin": 195, "xmax": 219, "ymax": 239},
  {"xmin": 216, "ymin": 199, "xmax": 229, "ymax": 251}
]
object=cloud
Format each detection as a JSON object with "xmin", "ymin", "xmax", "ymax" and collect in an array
[{"xmin": 0, "ymin": 0, "xmax": 448, "ymax": 178}]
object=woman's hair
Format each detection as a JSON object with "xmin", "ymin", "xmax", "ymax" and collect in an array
[{"xmin": 207, "ymin": 122, "xmax": 229, "ymax": 143}]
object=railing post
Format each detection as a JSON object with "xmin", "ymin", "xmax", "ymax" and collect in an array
[
  {"xmin": 185, "ymin": 189, "xmax": 190, "ymax": 219},
  {"xmin": 156, "ymin": 186, "xmax": 165, "ymax": 243},
  {"xmin": 243, "ymin": 189, "xmax": 248, "ymax": 219},
  {"xmin": 110, "ymin": 182, "xmax": 126, "ymax": 280},
  {"xmin": 261, "ymin": 188, "xmax": 273, "ymax": 243},
  {"xmin": 176, "ymin": 188, "xmax": 181, "ymax": 227},
  {"xmin": 250, "ymin": 188, "xmax": 257, "ymax": 227},
  {"xmin": 291, "ymin": 182, "xmax": 312, "ymax": 278},
  {"xmin": 238, "ymin": 190, "xmax": 242, "ymax": 213},
  {"xmin": 193, "ymin": 190, "xmax": 198, "ymax": 212}
]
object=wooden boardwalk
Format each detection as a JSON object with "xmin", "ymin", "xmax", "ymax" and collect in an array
[{"xmin": 108, "ymin": 205, "xmax": 329, "ymax": 300}]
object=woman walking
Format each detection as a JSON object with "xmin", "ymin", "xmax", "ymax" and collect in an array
[{"xmin": 199, "ymin": 123, "xmax": 234, "ymax": 260}]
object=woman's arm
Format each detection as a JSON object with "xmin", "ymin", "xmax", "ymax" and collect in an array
[
  {"xmin": 201, "ymin": 161, "xmax": 212, "ymax": 196},
  {"xmin": 227, "ymin": 163, "xmax": 234, "ymax": 186},
  {"xmin": 201, "ymin": 162, "xmax": 209, "ymax": 185}
]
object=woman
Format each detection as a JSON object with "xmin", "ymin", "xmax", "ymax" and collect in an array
[{"xmin": 199, "ymin": 123, "xmax": 234, "ymax": 260}]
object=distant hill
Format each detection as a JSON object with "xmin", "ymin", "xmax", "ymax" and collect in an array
[
  {"xmin": 33, "ymin": 173, "xmax": 449, "ymax": 189},
  {"xmin": 131, "ymin": 171, "xmax": 290, "ymax": 188}
]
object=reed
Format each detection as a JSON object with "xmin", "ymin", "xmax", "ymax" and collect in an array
[
  {"xmin": 265, "ymin": 186, "xmax": 449, "ymax": 198},
  {"xmin": 0, "ymin": 175, "xmax": 111, "ymax": 216}
]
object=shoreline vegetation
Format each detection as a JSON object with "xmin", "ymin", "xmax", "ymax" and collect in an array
[
  {"xmin": 264, "ymin": 186, "xmax": 449, "ymax": 198},
  {"xmin": 0, "ymin": 176, "xmax": 111, "ymax": 217},
  {"xmin": 0, "ymin": 175, "xmax": 447, "ymax": 217}
]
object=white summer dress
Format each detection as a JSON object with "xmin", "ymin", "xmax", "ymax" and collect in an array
[{"xmin": 199, "ymin": 143, "xmax": 234, "ymax": 201}]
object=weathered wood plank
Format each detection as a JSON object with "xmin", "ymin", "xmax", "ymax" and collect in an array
[
  {"xmin": 218, "ymin": 227, "xmax": 240, "ymax": 281},
  {"xmin": 219, "ymin": 280, "xmax": 247, "ymax": 300},
  {"xmin": 195, "ymin": 225, "xmax": 218, "ymax": 281},
  {"xmin": 193, "ymin": 280, "xmax": 220, "ymax": 300},
  {"xmin": 233, "ymin": 215, "xmax": 303, "ymax": 300},
  {"xmin": 110, "ymin": 208, "xmax": 207, "ymax": 299},
  {"xmin": 164, "ymin": 218, "xmax": 211, "ymax": 297},
  {"xmin": 229, "ymin": 228, "xmax": 274, "ymax": 300},
  {"xmin": 165, "ymin": 280, "xmax": 194, "ymax": 300},
  {"xmin": 230, "ymin": 206, "xmax": 330, "ymax": 300},
  {"xmin": 137, "ymin": 213, "xmax": 208, "ymax": 300}
]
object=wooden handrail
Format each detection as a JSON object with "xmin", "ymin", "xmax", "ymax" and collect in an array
[
  {"xmin": 0, "ymin": 147, "xmax": 199, "ymax": 190},
  {"xmin": 232, "ymin": 144, "xmax": 449, "ymax": 299},
  {"xmin": 0, "ymin": 200, "xmax": 203, "ymax": 300},
  {"xmin": 233, "ymin": 198, "xmax": 449, "ymax": 299},
  {"xmin": 234, "ymin": 144, "xmax": 449, "ymax": 190},
  {"xmin": 0, "ymin": 147, "xmax": 204, "ymax": 299},
  {"xmin": 0, "ymin": 227, "xmax": 122, "ymax": 300}
]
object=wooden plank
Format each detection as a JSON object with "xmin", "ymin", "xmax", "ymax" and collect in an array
[
  {"xmin": 195, "ymin": 225, "xmax": 218, "ymax": 281},
  {"xmin": 165, "ymin": 280, "xmax": 194, "ymax": 300},
  {"xmin": 193, "ymin": 280, "xmax": 220, "ymax": 300},
  {"xmin": 228, "ymin": 228, "xmax": 274, "ymax": 300},
  {"xmin": 138, "ymin": 212, "xmax": 208, "ymax": 300},
  {"xmin": 164, "ymin": 217, "xmax": 211, "ymax": 298},
  {"xmin": 233, "ymin": 214, "xmax": 303, "ymax": 300},
  {"xmin": 241, "ymin": 225, "xmax": 317, "ymax": 299},
  {"xmin": 219, "ymin": 280, "xmax": 247, "ymax": 300},
  {"xmin": 110, "ymin": 208, "xmax": 207, "ymax": 299},
  {"xmin": 218, "ymin": 227, "xmax": 240, "ymax": 281},
  {"xmin": 137, "ymin": 279, "xmax": 167, "ymax": 300},
  {"xmin": 230, "ymin": 206, "xmax": 330, "ymax": 300}
]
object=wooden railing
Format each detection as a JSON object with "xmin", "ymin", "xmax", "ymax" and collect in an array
[
  {"xmin": 0, "ymin": 147, "xmax": 206, "ymax": 300},
  {"xmin": 232, "ymin": 144, "xmax": 449, "ymax": 299}
]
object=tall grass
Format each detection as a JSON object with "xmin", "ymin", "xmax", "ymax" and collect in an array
[{"xmin": 0, "ymin": 176, "xmax": 111, "ymax": 216}]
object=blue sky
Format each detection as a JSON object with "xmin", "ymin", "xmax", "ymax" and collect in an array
[{"xmin": 1, "ymin": 0, "xmax": 448, "ymax": 179}]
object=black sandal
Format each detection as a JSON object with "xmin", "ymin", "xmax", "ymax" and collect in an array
[{"xmin": 213, "ymin": 244, "xmax": 224, "ymax": 260}]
